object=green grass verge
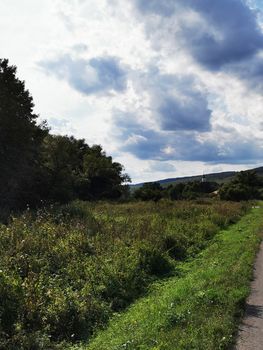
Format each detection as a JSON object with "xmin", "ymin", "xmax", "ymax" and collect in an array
[{"xmin": 74, "ymin": 204, "xmax": 263, "ymax": 350}]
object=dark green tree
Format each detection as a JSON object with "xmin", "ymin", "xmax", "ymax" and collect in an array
[
  {"xmin": 134, "ymin": 182, "xmax": 163, "ymax": 202},
  {"xmin": 41, "ymin": 135, "xmax": 83, "ymax": 202},
  {"xmin": 167, "ymin": 183, "xmax": 185, "ymax": 200},
  {"xmin": 42, "ymin": 135, "xmax": 130, "ymax": 202},
  {"xmin": 219, "ymin": 170, "xmax": 262, "ymax": 201},
  {"xmin": 80, "ymin": 145, "xmax": 130, "ymax": 200},
  {"xmin": 0, "ymin": 59, "xmax": 47, "ymax": 210},
  {"xmin": 166, "ymin": 181, "xmax": 218, "ymax": 200},
  {"xmin": 233, "ymin": 170, "xmax": 261, "ymax": 187}
]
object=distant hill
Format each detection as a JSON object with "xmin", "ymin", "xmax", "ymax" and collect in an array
[{"xmin": 131, "ymin": 166, "xmax": 263, "ymax": 190}]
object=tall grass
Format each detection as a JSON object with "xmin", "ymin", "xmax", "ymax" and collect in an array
[
  {"xmin": 0, "ymin": 200, "xmax": 248, "ymax": 349},
  {"xmin": 78, "ymin": 204, "xmax": 263, "ymax": 350}
]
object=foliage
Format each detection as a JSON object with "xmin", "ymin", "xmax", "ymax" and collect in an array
[
  {"xmin": 134, "ymin": 182, "xmax": 163, "ymax": 201},
  {"xmin": 134, "ymin": 181, "xmax": 219, "ymax": 202},
  {"xmin": 0, "ymin": 200, "xmax": 247, "ymax": 349},
  {"xmin": 219, "ymin": 170, "xmax": 263, "ymax": 201},
  {"xmin": 79, "ymin": 144, "xmax": 130, "ymax": 200},
  {"xmin": 0, "ymin": 59, "xmax": 48, "ymax": 211},
  {"xmin": 41, "ymin": 136, "xmax": 130, "ymax": 203}
]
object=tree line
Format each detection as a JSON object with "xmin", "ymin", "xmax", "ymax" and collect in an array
[
  {"xmin": 0, "ymin": 59, "xmax": 130, "ymax": 214},
  {"xmin": 133, "ymin": 180, "xmax": 219, "ymax": 202},
  {"xmin": 133, "ymin": 170, "xmax": 263, "ymax": 202}
]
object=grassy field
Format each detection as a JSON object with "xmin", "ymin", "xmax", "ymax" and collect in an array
[
  {"xmin": 74, "ymin": 204, "xmax": 263, "ymax": 350},
  {"xmin": 0, "ymin": 200, "xmax": 260, "ymax": 349}
]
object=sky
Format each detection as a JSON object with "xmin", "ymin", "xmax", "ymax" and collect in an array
[{"xmin": 1, "ymin": 0, "xmax": 263, "ymax": 183}]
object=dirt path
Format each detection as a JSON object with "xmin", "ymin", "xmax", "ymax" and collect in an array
[{"xmin": 235, "ymin": 241, "xmax": 263, "ymax": 350}]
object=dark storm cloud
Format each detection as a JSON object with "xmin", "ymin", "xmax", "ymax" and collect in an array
[
  {"xmin": 88, "ymin": 57, "xmax": 127, "ymax": 92},
  {"xmin": 122, "ymin": 129, "xmax": 169, "ymax": 160},
  {"xmin": 184, "ymin": 0, "xmax": 263, "ymax": 69},
  {"xmin": 122, "ymin": 130, "xmax": 217, "ymax": 162},
  {"xmin": 125, "ymin": 131, "xmax": 263, "ymax": 163},
  {"xmin": 39, "ymin": 54, "xmax": 127, "ymax": 95},
  {"xmin": 134, "ymin": 0, "xmax": 263, "ymax": 70},
  {"xmin": 138, "ymin": 71, "xmax": 212, "ymax": 132},
  {"xmin": 227, "ymin": 54, "xmax": 263, "ymax": 91},
  {"xmin": 158, "ymin": 93, "xmax": 212, "ymax": 132},
  {"xmin": 114, "ymin": 113, "xmax": 263, "ymax": 164},
  {"xmin": 112, "ymin": 70, "xmax": 212, "ymax": 133}
]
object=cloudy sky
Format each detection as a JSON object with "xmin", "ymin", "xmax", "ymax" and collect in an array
[{"xmin": 1, "ymin": 0, "xmax": 263, "ymax": 183}]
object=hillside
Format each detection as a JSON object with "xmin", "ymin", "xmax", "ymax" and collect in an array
[{"xmin": 131, "ymin": 166, "xmax": 263, "ymax": 190}]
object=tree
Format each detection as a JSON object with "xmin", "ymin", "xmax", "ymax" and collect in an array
[
  {"xmin": 219, "ymin": 183, "xmax": 251, "ymax": 201},
  {"xmin": 167, "ymin": 183, "xmax": 185, "ymax": 200},
  {"xmin": 40, "ymin": 135, "xmax": 83, "ymax": 202},
  {"xmin": 80, "ymin": 145, "xmax": 130, "ymax": 200},
  {"xmin": 0, "ymin": 59, "xmax": 47, "ymax": 210},
  {"xmin": 234, "ymin": 170, "xmax": 261, "ymax": 187},
  {"xmin": 219, "ymin": 170, "xmax": 262, "ymax": 201},
  {"xmin": 41, "ymin": 135, "xmax": 130, "ymax": 202},
  {"xmin": 134, "ymin": 182, "xmax": 163, "ymax": 202},
  {"xmin": 166, "ymin": 181, "xmax": 219, "ymax": 200}
]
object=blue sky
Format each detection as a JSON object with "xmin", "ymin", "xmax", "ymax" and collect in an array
[{"xmin": 1, "ymin": 0, "xmax": 263, "ymax": 183}]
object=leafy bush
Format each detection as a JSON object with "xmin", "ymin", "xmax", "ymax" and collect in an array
[
  {"xmin": 161, "ymin": 235, "xmax": 187, "ymax": 260},
  {"xmin": 134, "ymin": 182, "xmax": 163, "ymax": 202},
  {"xmin": 0, "ymin": 272, "xmax": 22, "ymax": 339},
  {"xmin": 138, "ymin": 244, "xmax": 172, "ymax": 276},
  {"xmin": 219, "ymin": 170, "xmax": 262, "ymax": 201}
]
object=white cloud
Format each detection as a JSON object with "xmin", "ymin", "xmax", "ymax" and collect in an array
[{"xmin": 1, "ymin": 0, "xmax": 263, "ymax": 183}]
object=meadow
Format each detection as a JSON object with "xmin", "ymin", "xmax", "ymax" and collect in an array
[{"xmin": 0, "ymin": 200, "xmax": 259, "ymax": 349}]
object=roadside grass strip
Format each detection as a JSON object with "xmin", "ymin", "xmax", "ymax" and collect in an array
[{"xmin": 75, "ymin": 205, "xmax": 263, "ymax": 350}]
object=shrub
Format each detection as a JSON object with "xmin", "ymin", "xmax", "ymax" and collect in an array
[
  {"xmin": 0, "ymin": 272, "xmax": 23, "ymax": 339},
  {"xmin": 134, "ymin": 183, "xmax": 163, "ymax": 202},
  {"xmin": 162, "ymin": 235, "xmax": 187, "ymax": 260},
  {"xmin": 219, "ymin": 170, "xmax": 262, "ymax": 201},
  {"xmin": 138, "ymin": 244, "xmax": 172, "ymax": 276}
]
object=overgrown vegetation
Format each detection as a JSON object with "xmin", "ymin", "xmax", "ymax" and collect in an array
[
  {"xmin": 0, "ymin": 200, "xmax": 247, "ymax": 349},
  {"xmin": 75, "ymin": 204, "xmax": 263, "ymax": 350}
]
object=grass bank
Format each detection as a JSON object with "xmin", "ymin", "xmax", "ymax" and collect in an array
[{"xmin": 75, "ymin": 204, "xmax": 263, "ymax": 350}]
